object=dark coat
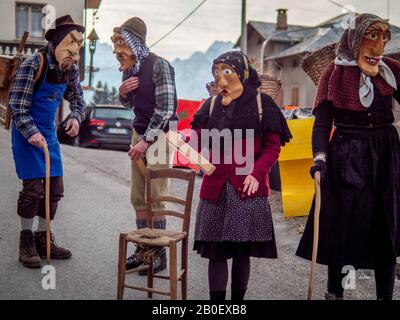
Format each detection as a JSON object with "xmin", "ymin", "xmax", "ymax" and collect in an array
[
  {"xmin": 190, "ymin": 85, "xmax": 291, "ymax": 203},
  {"xmin": 296, "ymin": 89, "xmax": 400, "ymax": 268}
]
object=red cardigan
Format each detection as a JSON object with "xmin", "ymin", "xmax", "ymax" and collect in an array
[{"xmin": 186, "ymin": 129, "xmax": 281, "ymax": 203}]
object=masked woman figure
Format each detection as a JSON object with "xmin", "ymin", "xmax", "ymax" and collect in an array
[
  {"xmin": 188, "ymin": 51, "xmax": 292, "ymax": 300},
  {"xmin": 296, "ymin": 14, "xmax": 400, "ymax": 300}
]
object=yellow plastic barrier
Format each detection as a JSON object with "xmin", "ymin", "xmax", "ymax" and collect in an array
[{"xmin": 279, "ymin": 117, "xmax": 315, "ymax": 217}]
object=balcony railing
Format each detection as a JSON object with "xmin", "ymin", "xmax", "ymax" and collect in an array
[{"xmin": 0, "ymin": 40, "xmax": 44, "ymax": 57}]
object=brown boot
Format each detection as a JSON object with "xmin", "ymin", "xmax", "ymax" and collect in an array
[
  {"xmin": 19, "ymin": 230, "xmax": 41, "ymax": 268},
  {"xmin": 34, "ymin": 231, "xmax": 72, "ymax": 260}
]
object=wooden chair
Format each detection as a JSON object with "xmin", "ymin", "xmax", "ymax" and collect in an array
[{"xmin": 117, "ymin": 168, "xmax": 196, "ymax": 300}]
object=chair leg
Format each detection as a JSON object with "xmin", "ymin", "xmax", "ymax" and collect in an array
[
  {"xmin": 117, "ymin": 234, "xmax": 127, "ymax": 300},
  {"xmin": 181, "ymin": 238, "xmax": 188, "ymax": 300},
  {"xmin": 169, "ymin": 241, "xmax": 178, "ymax": 300},
  {"xmin": 147, "ymin": 256, "xmax": 154, "ymax": 299}
]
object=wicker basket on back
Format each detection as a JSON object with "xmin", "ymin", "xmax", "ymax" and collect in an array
[
  {"xmin": 0, "ymin": 55, "xmax": 14, "ymax": 89},
  {"xmin": 258, "ymin": 72, "xmax": 282, "ymax": 101},
  {"xmin": 0, "ymin": 55, "xmax": 15, "ymax": 125},
  {"xmin": 301, "ymin": 43, "xmax": 337, "ymax": 86}
]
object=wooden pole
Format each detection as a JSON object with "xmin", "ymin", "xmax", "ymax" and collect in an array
[
  {"xmin": 129, "ymin": 144, "xmax": 147, "ymax": 179},
  {"xmin": 41, "ymin": 142, "xmax": 51, "ymax": 264},
  {"xmin": 307, "ymin": 171, "xmax": 321, "ymax": 300},
  {"xmin": 134, "ymin": 158, "xmax": 147, "ymax": 179}
]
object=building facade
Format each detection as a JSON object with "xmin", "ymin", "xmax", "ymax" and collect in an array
[
  {"xmin": 0, "ymin": 0, "xmax": 101, "ymax": 80},
  {"xmin": 0, "ymin": 0, "xmax": 101, "ymax": 124}
]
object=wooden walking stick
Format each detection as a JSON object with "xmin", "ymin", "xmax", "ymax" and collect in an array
[
  {"xmin": 41, "ymin": 141, "xmax": 51, "ymax": 264},
  {"xmin": 307, "ymin": 171, "xmax": 321, "ymax": 300},
  {"xmin": 130, "ymin": 144, "xmax": 147, "ymax": 179},
  {"xmin": 134, "ymin": 158, "xmax": 147, "ymax": 179}
]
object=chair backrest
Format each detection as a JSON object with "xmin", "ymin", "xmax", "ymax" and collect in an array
[{"xmin": 145, "ymin": 168, "xmax": 196, "ymax": 234}]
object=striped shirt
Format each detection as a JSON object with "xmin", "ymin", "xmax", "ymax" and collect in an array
[
  {"xmin": 8, "ymin": 51, "xmax": 86, "ymax": 140},
  {"xmin": 120, "ymin": 56, "xmax": 177, "ymax": 143}
]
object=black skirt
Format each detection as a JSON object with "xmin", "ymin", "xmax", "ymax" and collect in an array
[{"xmin": 296, "ymin": 125, "xmax": 400, "ymax": 269}]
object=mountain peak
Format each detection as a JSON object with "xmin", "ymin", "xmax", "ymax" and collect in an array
[
  {"xmin": 84, "ymin": 40, "xmax": 234, "ymax": 102},
  {"xmin": 171, "ymin": 40, "xmax": 234, "ymax": 100}
]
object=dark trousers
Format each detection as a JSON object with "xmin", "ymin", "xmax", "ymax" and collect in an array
[
  {"xmin": 17, "ymin": 177, "xmax": 64, "ymax": 220},
  {"xmin": 328, "ymin": 264, "xmax": 396, "ymax": 300}
]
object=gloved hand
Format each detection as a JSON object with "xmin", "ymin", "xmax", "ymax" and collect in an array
[{"xmin": 310, "ymin": 160, "xmax": 327, "ymax": 180}]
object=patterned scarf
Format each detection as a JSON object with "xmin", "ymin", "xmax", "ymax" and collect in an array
[
  {"xmin": 121, "ymin": 29, "xmax": 150, "ymax": 77},
  {"xmin": 212, "ymin": 51, "xmax": 260, "ymax": 86}
]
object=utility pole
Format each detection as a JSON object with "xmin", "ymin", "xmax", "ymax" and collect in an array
[{"xmin": 241, "ymin": 0, "xmax": 247, "ymax": 54}]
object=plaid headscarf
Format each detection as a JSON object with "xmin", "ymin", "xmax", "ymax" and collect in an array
[{"xmin": 121, "ymin": 28, "xmax": 150, "ymax": 77}]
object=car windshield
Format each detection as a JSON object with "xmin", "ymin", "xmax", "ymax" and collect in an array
[{"xmin": 93, "ymin": 108, "xmax": 134, "ymax": 120}]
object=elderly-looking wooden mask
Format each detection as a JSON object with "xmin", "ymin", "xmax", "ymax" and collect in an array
[
  {"xmin": 54, "ymin": 30, "xmax": 83, "ymax": 71},
  {"xmin": 111, "ymin": 32, "xmax": 136, "ymax": 72}
]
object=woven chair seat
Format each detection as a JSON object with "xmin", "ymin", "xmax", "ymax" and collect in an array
[{"xmin": 126, "ymin": 228, "xmax": 187, "ymax": 247}]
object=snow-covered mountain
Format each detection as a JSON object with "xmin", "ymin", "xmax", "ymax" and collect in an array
[
  {"xmin": 83, "ymin": 40, "xmax": 234, "ymax": 103},
  {"xmin": 171, "ymin": 40, "xmax": 234, "ymax": 100}
]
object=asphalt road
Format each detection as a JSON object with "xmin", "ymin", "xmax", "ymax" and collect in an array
[{"xmin": 0, "ymin": 125, "xmax": 399, "ymax": 300}]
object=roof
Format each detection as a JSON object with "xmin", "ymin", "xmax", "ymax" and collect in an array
[
  {"xmin": 266, "ymin": 27, "xmax": 344, "ymax": 60},
  {"xmin": 235, "ymin": 14, "xmax": 351, "ymax": 47},
  {"xmin": 317, "ymin": 14, "xmax": 349, "ymax": 28},
  {"xmin": 234, "ymin": 20, "xmax": 312, "ymax": 47},
  {"xmin": 266, "ymin": 14, "xmax": 400, "ymax": 60},
  {"xmin": 237, "ymin": 13, "xmax": 400, "ymax": 60},
  {"xmin": 249, "ymin": 20, "xmax": 313, "ymax": 42}
]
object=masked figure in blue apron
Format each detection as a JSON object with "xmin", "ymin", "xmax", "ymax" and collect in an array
[{"xmin": 8, "ymin": 15, "xmax": 86, "ymax": 268}]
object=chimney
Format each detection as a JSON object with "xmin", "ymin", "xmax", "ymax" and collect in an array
[{"xmin": 276, "ymin": 9, "xmax": 288, "ymax": 31}]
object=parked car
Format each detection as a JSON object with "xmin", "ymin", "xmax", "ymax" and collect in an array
[{"xmin": 58, "ymin": 105, "xmax": 133, "ymax": 151}]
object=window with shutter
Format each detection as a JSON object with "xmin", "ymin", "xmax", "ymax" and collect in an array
[{"xmin": 16, "ymin": 3, "xmax": 44, "ymax": 39}]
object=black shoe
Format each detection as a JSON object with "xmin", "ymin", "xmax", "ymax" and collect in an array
[
  {"xmin": 325, "ymin": 292, "xmax": 343, "ymax": 300},
  {"xmin": 139, "ymin": 248, "xmax": 167, "ymax": 276},
  {"xmin": 231, "ymin": 288, "xmax": 246, "ymax": 301},
  {"xmin": 210, "ymin": 291, "xmax": 226, "ymax": 300},
  {"xmin": 126, "ymin": 252, "xmax": 143, "ymax": 271}
]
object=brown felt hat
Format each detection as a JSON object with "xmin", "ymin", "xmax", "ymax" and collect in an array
[
  {"xmin": 45, "ymin": 15, "xmax": 85, "ymax": 41},
  {"xmin": 113, "ymin": 17, "xmax": 147, "ymax": 43}
]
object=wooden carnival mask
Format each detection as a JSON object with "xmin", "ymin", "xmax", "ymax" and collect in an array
[
  {"xmin": 358, "ymin": 21, "xmax": 391, "ymax": 77},
  {"xmin": 111, "ymin": 32, "xmax": 136, "ymax": 72},
  {"xmin": 54, "ymin": 30, "xmax": 83, "ymax": 71},
  {"xmin": 213, "ymin": 63, "xmax": 244, "ymax": 106}
]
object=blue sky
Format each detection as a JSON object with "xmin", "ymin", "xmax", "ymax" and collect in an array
[{"xmin": 88, "ymin": 0, "xmax": 399, "ymax": 60}]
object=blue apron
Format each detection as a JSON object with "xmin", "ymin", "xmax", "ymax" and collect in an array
[{"xmin": 12, "ymin": 63, "xmax": 67, "ymax": 180}]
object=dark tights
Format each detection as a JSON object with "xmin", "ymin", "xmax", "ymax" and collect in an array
[
  {"xmin": 328, "ymin": 264, "xmax": 396, "ymax": 300},
  {"xmin": 208, "ymin": 255, "xmax": 251, "ymax": 300}
]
